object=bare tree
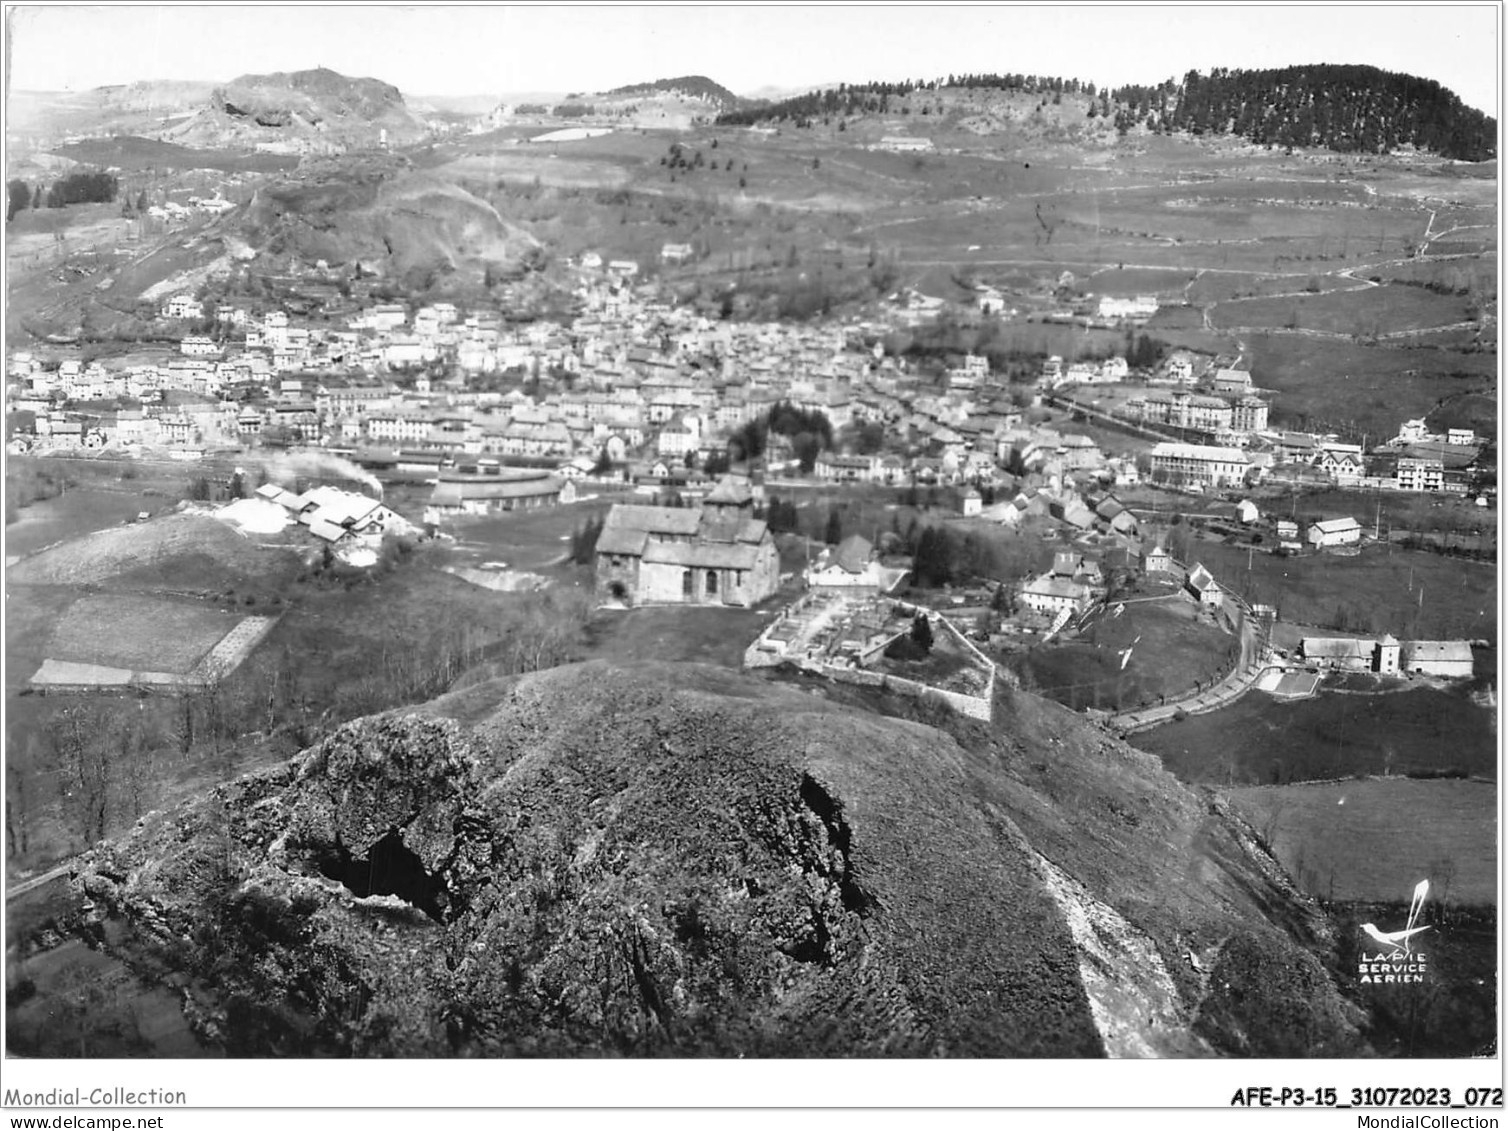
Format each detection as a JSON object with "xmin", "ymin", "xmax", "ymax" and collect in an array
[
  {"xmin": 48, "ymin": 704, "xmax": 112, "ymax": 848},
  {"xmin": 117, "ymin": 707, "xmax": 159, "ymax": 821}
]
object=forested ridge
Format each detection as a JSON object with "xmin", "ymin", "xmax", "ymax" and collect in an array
[
  {"xmin": 716, "ymin": 64, "xmax": 1495, "ymax": 161},
  {"xmin": 603, "ymin": 74, "xmax": 743, "ymax": 109}
]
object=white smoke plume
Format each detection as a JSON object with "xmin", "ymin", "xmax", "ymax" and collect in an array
[{"xmin": 260, "ymin": 452, "xmax": 384, "ymax": 497}]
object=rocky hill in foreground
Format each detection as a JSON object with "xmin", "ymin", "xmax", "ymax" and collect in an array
[{"xmin": 70, "ymin": 660, "xmax": 1368, "ymax": 1057}]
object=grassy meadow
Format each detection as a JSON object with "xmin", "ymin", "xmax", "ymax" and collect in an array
[
  {"xmin": 1228, "ymin": 777, "xmax": 1495, "ymax": 906},
  {"xmin": 1132, "ymin": 683, "xmax": 1495, "ymax": 787}
]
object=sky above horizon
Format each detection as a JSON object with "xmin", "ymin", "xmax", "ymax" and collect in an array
[{"xmin": 5, "ymin": 3, "xmax": 1501, "ymax": 116}]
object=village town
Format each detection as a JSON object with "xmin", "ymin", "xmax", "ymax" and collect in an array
[
  {"xmin": 7, "ymin": 245, "xmax": 1492, "ymax": 507},
  {"xmin": 3, "ymin": 1, "xmax": 1499, "ymax": 1073},
  {"xmin": 6, "ymin": 242, "xmax": 1491, "ymax": 728}
]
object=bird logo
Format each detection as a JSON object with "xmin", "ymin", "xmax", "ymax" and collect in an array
[{"xmin": 1360, "ymin": 880, "xmax": 1431, "ymax": 955}]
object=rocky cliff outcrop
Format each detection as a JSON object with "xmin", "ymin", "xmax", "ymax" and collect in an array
[
  {"xmin": 236, "ymin": 160, "xmax": 538, "ymax": 283},
  {"xmin": 166, "ymin": 68, "xmax": 429, "ymax": 154},
  {"xmin": 71, "ymin": 661, "xmax": 1370, "ymax": 1057}
]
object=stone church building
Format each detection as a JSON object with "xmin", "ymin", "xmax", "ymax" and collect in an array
[{"xmin": 595, "ymin": 476, "xmax": 779, "ymax": 607}]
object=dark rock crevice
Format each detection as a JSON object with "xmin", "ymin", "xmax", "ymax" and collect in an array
[
  {"xmin": 798, "ymin": 772, "xmax": 878, "ymax": 917},
  {"xmin": 316, "ymin": 830, "xmax": 449, "ymax": 923}
]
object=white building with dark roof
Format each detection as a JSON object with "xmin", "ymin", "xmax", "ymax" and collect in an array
[
  {"xmin": 1400, "ymin": 641, "xmax": 1474, "ymax": 678},
  {"xmin": 1306, "ymin": 517, "xmax": 1362, "ymax": 549},
  {"xmin": 1020, "ymin": 576, "xmax": 1091, "ymax": 616},
  {"xmin": 1149, "ymin": 442, "xmax": 1251, "ymax": 489}
]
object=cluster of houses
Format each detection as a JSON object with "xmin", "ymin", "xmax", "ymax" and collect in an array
[
  {"xmin": 1133, "ymin": 433, "xmax": 1482, "ymax": 496},
  {"xmin": 253, "ymin": 482, "xmax": 408, "ymax": 550},
  {"xmin": 1044, "ymin": 353, "xmax": 1486, "ymax": 497},
  {"xmin": 8, "ymin": 240, "xmax": 1489, "ymax": 519},
  {"xmin": 7, "ymin": 259, "xmax": 1146, "ymax": 501}
]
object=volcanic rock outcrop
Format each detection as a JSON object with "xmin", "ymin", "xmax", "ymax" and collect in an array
[{"xmin": 72, "ymin": 661, "xmax": 1369, "ymax": 1057}]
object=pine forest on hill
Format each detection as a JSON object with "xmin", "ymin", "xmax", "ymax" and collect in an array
[{"xmin": 717, "ymin": 64, "xmax": 1496, "ymax": 162}]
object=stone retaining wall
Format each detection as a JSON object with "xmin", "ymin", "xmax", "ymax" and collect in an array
[{"xmin": 743, "ymin": 599, "xmax": 995, "ymax": 721}]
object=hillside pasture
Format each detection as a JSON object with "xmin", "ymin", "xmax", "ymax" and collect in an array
[
  {"xmin": 1426, "ymin": 235, "xmax": 1496, "ymax": 255},
  {"xmin": 1155, "ymin": 179, "xmax": 1376, "ymax": 205},
  {"xmin": 46, "ymin": 593, "xmax": 240, "ymax": 675},
  {"xmin": 1133, "ymin": 684, "xmax": 1496, "ymax": 786},
  {"xmin": 990, "ymin": 322, "xmax": 1134, "ymax": 361},
  {"xmin": 1142, "ymin": 304, "xmax": 1208, "ymax": 331},
  {"xmin": 440, "ymin": 494, "xmax": 620, "ymax": 574},
  {"xmin": 1082, "ymin": 266, "xmax": 1196, "ymax": 295},
  {"xmin": 1210, "ymin": 283, "xmax": 1475, "ymax": 335},
  {"xmin": 6, "ymin": 487, "xmax": 174, "ymax": 561},
  {"xmin": 1369, "ymin": 256, "xmax": 1497, "ymax": 299},
  {"xmin": 1184, "ymin": 538, "xmax": 1496, "ymax": 642},
  {"xmin": 1055, "ymin": 185, "xmax": 1427, "ymax": 252},
  {"xmin": 1245, "ymin": 332, "xmax": 1499, "ymax": 441},
  {"xmin": 6, "ymin": 512, "xmax": 304, "ymax": 594},
  {"xmin": 52, "ymin": 136, "xmax": 298, "ymax": 174},
  {"xmin": 1008, "ymin": 596, "xmax": 1239, "ymax": 711},
  {"xmin": 1227, "ymin": 778, "xmax": 1495, "ymax": 906},
  {"xmin": 1186, "ymin": 270, "xmax": 1361, "ymax": 303},
  {"xmin": 439, "ymin": 151, "xmax": 638, "ymax": 192}
]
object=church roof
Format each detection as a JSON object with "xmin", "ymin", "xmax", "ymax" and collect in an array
[
  {"xmin": 833, "ymin": 534, "xmax": 874, "ymax": 574},
  {"xmin": 703, "ymin": 474, "xmax": 754, "ymax": 506}
]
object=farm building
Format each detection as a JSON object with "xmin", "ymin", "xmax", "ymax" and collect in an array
[
  {"xmin": 805, "ymin": 535, "xmax": 908, "ymax": 595},
  {"xmin": 1400, "ymin": 641, "xmax": 1474, "ymax": 678},
  {"xmin": 1211, "ymin": 368, "xmax": 1254, "ymax": 395},
  {"xmin": 1093, "ymin": 496, "xmax": 1137, "ymax": 534},
  {"xmin": 1306, "ymin": 517, "xmax": 1362, "ymax": 549},
  {"xmin": 595, "ymin": 475, "xmax": 778, "ymax": 608},
  {"xmin": 1097, "ymin": 295, "xmax": 1158, "ymax": 320},
  {"xmin": 259, "ymin": 484, "xmax": 404, "ymax": 546},
  {"xmin": 1299, "ymin": 635, "xmax": 1400, "ymax": 674},
  {"xmin": 1019, "ymin": 576, "xmax": 1091, "ymax": 617},
  {"xmin": 1141, "ymin": 543, "xmax": 1174, "ymax": 574},
  {"xmin": 423, "ymin": 470, "xmax": 571, "ymax": 522},
  {"xmin": 873, "ymin": 136, "xmax": 934, "ymax": 153},
  {"xmin": 1051, "ymin": 551, "xmax": 1103, "ymax": 587},
  {"xmin": 1184, "ymin": 562, "xmax": 1223, "ymax": 607},
  {"xmin": 1235, "ymin": 499, "xmax": 1260, "ymax": 524}
]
